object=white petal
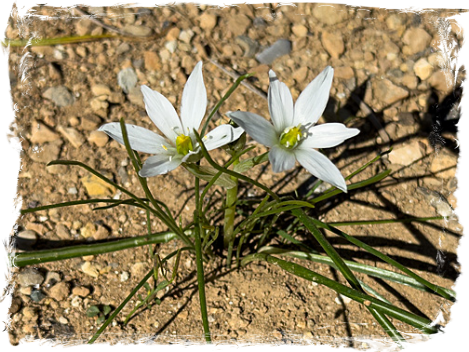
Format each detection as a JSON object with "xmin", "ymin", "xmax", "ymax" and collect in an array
[
  {"xmin": 269, "ymin": 145, "xmax": 296, "ymax": 173},
  {"xmin": 180, "ymin": 61, "xmax": 207, "ymax": 135},
  {"xmin": 226, "ymin": 111, "xmax": 277, "ymax": 147},
  {"xmin": 294, "ymin": 148, "xmax": 347, "ymax": 192},
  {"xmin": 141, "ymin": 85, "xmax": 182, "ymax": 142},
  {"xmin": 300, "ymin": 123, "xmax": 360, "ymax": 149},
  {"xmin": 203, "ymin": 125, "xmax": 244, "ymax": 151},
  {"xmin": 98, "ymin": 123, "xmax": 173, "ymax": 154},
  {"xmin": 268, "ymin": 70, "xmax": 294, "ymax": 132},
  {"xmin": 294, "ymin": 66, "xmax": 334, "ymax": 125},
  {"xmin": 139, "ymin": 153, "xmax": 182, "ymax": 177}
]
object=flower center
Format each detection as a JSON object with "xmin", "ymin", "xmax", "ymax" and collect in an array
[
  {"xmin": 279, "ymin": 126, "xmax": 303, "ymax": 149},
  {"xmin": 176, "ymin": 134, "xmax": 194, "ymax": 156}
]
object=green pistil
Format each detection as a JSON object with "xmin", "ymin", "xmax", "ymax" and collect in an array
[
  {"xmin": 279, "ymin": 126, "xmax": 303, "ymax": 149},
  {"xmin": 176, "ymin": 134, "xmax": 194, "ymax": 155}
]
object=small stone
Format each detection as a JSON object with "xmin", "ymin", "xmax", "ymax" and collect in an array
[
  {"xmin": 30, "ymin": 290, "xmax": 46, "ymax": 302},
  {"xmin": 402, "ymin": 28, "xmax": 432, "ymax": 55},
  {"xmin": 127, "ymin": 86, "xmax": 144, "ymax": 107},
  {"xmin": 80, "ymin": 222, "xmax": 96, "ymax": 239},
  {"xmin": 179, "ymin": 30, "xmax": 194, "ymax": 44},
  {"xmin": 80, "ymin": 115, "xmax": 102, "ymax": 131},
  {"xmin": 292, "ymin": 24, "xmax": 308, "ymax": 37},
  {"xmin": 272, "ymin": 329, "xmax": 283, "ymax": 339},
  {"xmin": 57, "ymin": 126, "xmax": 85, "ymax": 148},
  {"xmin": 81, "ymin": 262, "xmax": 100, "ymax": 278},
  {"xmin": 93, "ymin": 225, "xmax": 110, "ymax": 240},
  {"xmin": 117, "ymin": 67, "xmax": 138, "ymax": 93},
  {"xmin": 0, "ymin": 298, "xmax": 21, "ymax": 324},
  {"xmin": 321, "ymin": 32, "xmax": 344, "ymax": 59},
  {"xmin": 120, "ymin": 271, "xmax": 130, "ymax": 282},
  {"xmin": 448, "ymin": 191, "xmax": 469, "ymax": 219},
  {"xmin": 430, "ymin": 152, "xmax": 457, "ymax": 179},
  {"xmin": 164, "ymin": 40, "xmax": 177, "ymax": 54},
  {"xmin": 165, "ymin": 27, "xmax": 180, "ymax": 41},
  {"xmin": 131, "ymin": 262, "xmax": 147, "ymax": 278},
  {"xmin": 91, "ymin": 84, "xmax": 111, "ymax": 97},
  {"xmin": 313, "ymin": 4, "xmax": 349, "ymax": 25},
  {"xmin": 122, "ymin": 24, "xmax": 152, "ymax": 37},
  {"xmin": 449, "ymin": 17, "xmax": 469, "ymax": 38},
  {"xmin": 82, "ymin": 255, "xmax": 95, "ymax": 261},
  {"xmin": 144, "ymin": 51, "xmax": 161, "ymax": 71},
  {"xmin": 30, "ymin": 122, "xmax": 60, "ymax": 144},
  {"xmin": 19, "ymin": 286, "xmax": 32, "ymax": 295},
  {"xmin": 56, "ymin": 223, "xmax": 71, "ymax": 240},
  {"xmin": 88, "ymin": 130, "xmax": 109, "ymax": 147},
  {"xmin": 417, "ymin": 188, "xmax": 453, "ymax": 217},
  {"xmin": 71, "ymin": 296, "xmax": 82, "ymax": 307},
  {"xmin": 199, "ymin": 12, "xmax": 217, "ymax": 30},
  {"xmin": 68, "ymin": 187, "xmax": 77, "ymax": 194},
  {"xmin": 44, "ymin": 271, "xmax": 61, "ymax": 287},
  {"xmin": 116, "ymin": 42, "xmax": 130, "ymax": 55},
  {"xmin": 228, "ymin": 14, "xmax": 251, "ymax": 36},
  {"xmin": 58, "ymin": 316, "xmax": 69, "ymax": 324},
  {"xmin": 428, "ymin": 51, "xmax": 451, "ymax": 68},
  {"xmin": 256, "ymin": 39, "xmax": 292, "ymax": 64},
  {"xmin": 413, "ymin": 58, "xmax": 434, "ymax": 80},
  {"xmin": 388, "ymin": 141, "xmax": 423, "ymax": 166},
  {"xmin": 402, "ymin": 74, "xmax": 418, "ymax": 89},
  {"xmin": 42, "ymin": 86, "xmax": 74, "ymax": 107},
  {"xmin": 29, "ymin": 140, "xmax": 62, "ymax": 164},
  {"xmin": 72, "ymin": 286, "xmax": 90, "ymax": 297},
  {"xmin": 386, "ymin": 14, "xmax": 405, "ymax": 33},
  {"xmin": 22, "ymin": 307, "xmax": 38, "ymax": 321},
  {"xmin": 292, "ymin": 66, "xmax": 309, "ymax": 83},
  {"xmin": 334, "ymin": 66, "xmax": 354, "ymax": 80},
  {"xmin": 427, "ymin": 71, "xmax": 453, "ymax": 94},
  {"xmin": 17, "ymin": 268, "xmax": 45, "ymax": 287},
  {"xmin": 48, "ymin": 282, "xmax": 70, "ymax": 301},
  {"xmin": 0, "ymin": 156, "xmax": 21, "ymax": 176},
  {"xmin": 81, "ymin": 173, "xmax": 116, "ymax": 197},
  {"xmin": 75, "ymin": 19, "xmax": 93, "ymax": 36},
  {"xmin": 16, "ymin": 230, "xmax": 38, "ymax": 250},
  {"xmin": 373, "ymin": 79, "xmax": 409, "ymax": 106}
]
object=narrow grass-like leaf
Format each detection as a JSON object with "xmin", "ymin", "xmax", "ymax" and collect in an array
[
  {"xmin": 233, "ymin": 152, "xmax": 269, "ymax": 173},
  {"xmin": 3, "ymin": 34, "xmax": 117, "ymax": 47}
]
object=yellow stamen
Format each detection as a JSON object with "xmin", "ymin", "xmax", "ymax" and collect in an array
[
  {"xmin": 176, "ymin": 134, "xmax": 194, "ymax": 156},
  {"xmin": 279, "ymin": 126, "xmax": 303, "ymax": 149}
]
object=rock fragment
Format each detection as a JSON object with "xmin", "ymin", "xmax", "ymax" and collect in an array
[
  {"xmin": 57, "ymin": 126, "xmax": 85, "ymax": 148},
  {"xmin": 321, "ymin": 32, "xmax": 344, "ymax": 59},
  {"xmin": 402, "ymin": 28, "xmax": 432, "ymax": 55},
  {"xmin": 256, "ymin": 39, "xmax": 291, "ymax": 64},
  {"xmin": 413, "ymin": 58, "xmax": 434, "ymax": 80},
  {"xmin": 48, "ymin": 282, "xmax": 70, "ymax": 301},
  {"xmin": 388, "ymin": 141, "xmax": 423, "ymax": 166},
  {"xmin": 30, "ymin": 122, "xmax": 60, "ymax": 144},
  {"xmin": 17, "ymin": 268, "xmax": 45, "ymax": 287},
  {"xmin": 373, "ymin": 79, "xmax": 409, "ymax": 106},
  {"xmin": 42, "ymin": 86, "xmax": 74, "ymax": 107}
]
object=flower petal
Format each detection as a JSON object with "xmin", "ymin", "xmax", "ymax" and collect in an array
[
  {"xmin": 226, "ymin": 111, "xmax": 277, "ymax": 147},
  {"xmin": 294, "ymin": 66, "xmax": 334, "ymax": 125},
  {"xmin": 141, "ymin": 85, "xmax": 182, "ymax": 142},
  {"xmin": 269, "ymin": 145, "xmax": 296, "ymax": 173},
  {"xmin": 180, "ymin": 61, "xmax": 207, "ymax": 135},
  {"xmin": 203, "ymin": 125, "xmax": 244, "ymax": 151},
  {"xmin": 268, "ymin": 70, "xmax": 294, "ymax": 132},
  {"xmin": 294, "ymin": 148, "xmax": 347, "ymax": 192},
  {"xmin": 139, "ymin": 154, "xmax": 182, "ymax": 177},
  {"xmin": 98, "ymin": 123, "xmax": 173, "ymax": 154},
  {"xmin": 300, "ymin": 123, "xmax": 360, "ymax": 149}
]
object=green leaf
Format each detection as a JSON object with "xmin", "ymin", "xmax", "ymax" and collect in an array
[
  {"xmin": 86, "ymin": 305, "xmax": 101, "ymax": 318},
  {"xmin": 102, "ymin": 305, "xmax": 112, "ymax": 316},
  {"xmin": 96, "ymin": 315, "xmax": 105, "ymax": 324},
  {"xmin": 234, "ymin": 152, "xmax": 269, "ymax": 173},
  {"xmin": 185, "ymin": 163, "xmax": 237, "ymax": 189}
]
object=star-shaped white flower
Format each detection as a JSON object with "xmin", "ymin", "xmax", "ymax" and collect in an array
[
  {"xmin": 99, "ymin": 61, "xmax": 243, "ymax": 177},
  {"xmin": 227, "ymin": 66, "xmax": 359, "ymax": 192}
]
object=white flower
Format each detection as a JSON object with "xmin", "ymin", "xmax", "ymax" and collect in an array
[
  {"xmin": 227, "ymin": 66, "xmax": 359, "ymax": 192},
  {"xmin": 99, "ymin": 61, "xmax": 243, "ymax": 177}
]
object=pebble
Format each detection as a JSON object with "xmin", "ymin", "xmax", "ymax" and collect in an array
[
  {"xmin": 417, "ymin": 188, "xmax": 453, "ymax": 217},
  {"xmin": 75, "ymin": 19, "xmax": 93, "ymax": 36},
  {"xmin": 334, "ymin": 66, "xmax": 354, "ymax": 80},
  {"xmin": 292, "ymin": 66, "xmax": 309, "ymax": 83},
  {"xmin": 43, "ymin": 271, "xmax": 61, "ymax": 288},
  {"xmin": 164, "ymin": 40, "xmax": 177, "ymax": 54},
  {"xmin": 72, "ymin": 286, "xmax": 91, "ymax": 297},
  {"xmin": 0, "ymin": 174, "xmax": 11, "ymax": 191},
  {"xmin": 58, "ymin": 316, "xmax": 69, "ymax": 324},
  {"xmin": 256, "ymin": 39, "xmax": 292, "ymax": 64},
  {"xmin": 81, "ymin": 261, "xmax": 100, "ymax": 278},
  {"xmin": 127, "ymin": 86, "xmax": 145, "ymax": 107},
  {"xmin": 0, "ymin": 156, "xmax": 21, "ymax": 176},
  {"xmin": 116, "ymin": 42, "xmax": 131, "ymax": 55},
  {"xmin": 427, "ymin": 71, "xmax": 453, "ymax": 94},
  {"xmin": 68, "ymin": 187, "xmax": 78, "ymax": 195},
  {"xmin": 48, "ymin": 282, "xmax": 70, "ymax": 301},
  {"xmin": 199, "ymin": 12, "xmax": 217, "ymax": 30},
  {"xmin": 131, "ymin": 262, "xmax": 147, "ymax": 278},
  {"xmin": 30, "ymin": 122, "xmax": 60, "ymax": 144},
  {"xmin": 165, "ymin": 27, "xmax": 180, "ymax": 41},
  {"xmin": 19, "ymin": 286, "xmax": 32, "ymax": 295},
  {"xmin": 117, "ymin": 67, "xmax": 138, "ymax": 93},
  {"xmin": 402, "ymin": 74, "xmax": 418, "ymax": 89},
  {"xmin": 179, "ymin": 29, "xmax": 194, "ymax": 44},
  {"xmin": 22, "ymin": 307, "xmax": 38, "ymax": 321},
  {"xmin": 120, "ymin": 271, "xmax": 130, "ymax": 282},
  {"xmin": 321, "ymin": 32, "xmax": 344, "ymax": 59},
  {"xmin": 80, "ymin": 115, "xmax": 102, "ymax": 131},
  {"xmin": 292, "ymin": 24, "xmax": 308, "ymax": 37},
  {"xmin": 80, "ymin": 222, "xmax": 96, "ymax": 239},
  {"xmin": 30, "ymin": 290, "xmax": 46, "ymax": 302},
  {"xmin": 388, "ymin": 141, "xmax": 423, "ymax": 166},
  {"xmin": 15, "ymin": 230, "xmax": 38, "ymax": 250},
  {"xmin": 88, "ymin": 130, "xmax": 109, "ymax": 147},
  {"xmin": 228, "ymin": 14, "xmax": 251, "ymax": 36},
  {"xmin": 430, "ymin": 151, "xmax": 457, "ymax": 179},
  {"xmin": 57, "ymin": 126, "xmax": 85, "ymax": 148},
  {"xmin": 428, "ymin": 51, "xmax": 451, "ymax": 68},
  {"xmin": 0, "ymin": 71, "xmax": 18, "ymax": 97},
  {"xmin": 413, "ymin": 58, "xmax": 434, "ymax": 80},
  {"xmin": 402, "ymin": 28, "xmax": 432, "ymax": 55},
  {"xmin": 448, "ymin": 191, "xmax": 469, "ymax": 219},
  {"xmin": 272, "ymin": 329, "xmax": 283, "ymax": 340},
  {"xmin": 29, "ymin": 140, "xmax": 62, "ymax": 163},
  {"xmin": 42, "ymin": 86, "xmax": 74, "ymax": 107},
  {"xmin": 313, "ymin": 4, "xmax": 349, "ymax": 25},
  {"xmin": 236, "ymin": 36, "xmax": 259, "ymax": 58},
  {"xmin": 122, "ymin": 24, "xmax": 152, "ymax": 37},
  {"xmin": 17, "ymin": 268, "xmax": 45, "ymax": 287},
  {"xmin": 0, "ymin": 298, "xmax": 21, "ymax": 324},
  {"xmin": 373, "ymin": 79, "xmax": 409, "ymax": 106},
  {"xmin": 80, "ymin": 173, "xmax": 115, "ymax": 197},
  {"xmin": 91, "ymin": 84, "xmax": 111, "ymax": 97},
  {"xmin": 56, "ymin": 223, "xmax": 71, "ymax": 240},
  {"xmin": 71, "ymin": 296, "xmax": 82, "ymax": 308},
  {"xmin": 93, "ymin": 225, "xmax": 110, "ymax": 240},
  {"xmin": 144, "ymin": 51, "xmax": 161, "ymax": 71}
]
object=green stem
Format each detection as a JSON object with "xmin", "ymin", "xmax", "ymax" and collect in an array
[
  {"xmin": 224, "ymin": 158, "xmax": 239, "ymax": 267},
  {"xmin": 194, "ymin": 177, "xmax": 211, "ymax": 342}
]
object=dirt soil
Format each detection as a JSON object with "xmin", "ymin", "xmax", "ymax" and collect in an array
[{"xmin": 5, "ymin": 3, "xmax": 464, "ymax": 349}]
